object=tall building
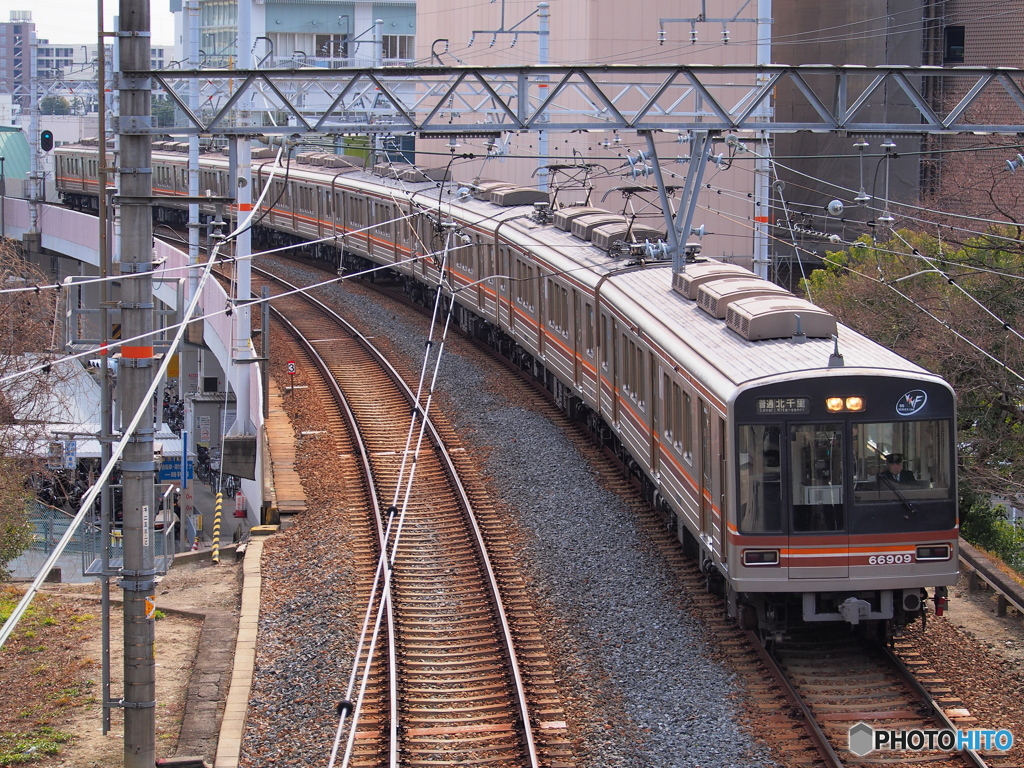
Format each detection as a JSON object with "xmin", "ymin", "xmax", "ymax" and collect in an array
[
  {"xmin": 415, "ymin": 0, "xmax": 770, "ymax": 265},
  {"xmin": 770, "ymin": 0, "xmax": 929, "ymax": 271},
  {"xmin": 170, "ymin": 0, "xmax": 415, "ymax": 68},
  {"xmin": 0, "ymin": 11, "xmax": 35, "ymax": 107}
]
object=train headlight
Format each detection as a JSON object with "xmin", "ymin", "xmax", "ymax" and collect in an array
[
  {"xmin": 916, "ymin": 544, "xmax": 951, "ymax": 561},
  {"xmin": 825, "ymin": 396, "xmax": 866, "ymax": 412},
  {"xmin": 742, "ymin": 549, "xmax": 780, "ymax": 566}
]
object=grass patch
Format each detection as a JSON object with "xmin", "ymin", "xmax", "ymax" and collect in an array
[
  {"xmin": 0, "ymin": 727, "xmax": 74, "ymax": 765},
  {"xmin": 0, "ymin": 586, "xmax": 98, "ymax": 765}
]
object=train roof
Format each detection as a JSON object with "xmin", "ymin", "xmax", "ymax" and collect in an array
[
  {"xmin": 606, "ymin": 268, "xmax": 936, "ymax": 390},
  {"xmin": 63, "ymin": 145, "xmax": 942, "ymax": 396}
]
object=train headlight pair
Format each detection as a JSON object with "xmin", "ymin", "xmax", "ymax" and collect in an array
[{"xmin": 826, "ymin": 396, "xmax": 865, "ymax": 412}]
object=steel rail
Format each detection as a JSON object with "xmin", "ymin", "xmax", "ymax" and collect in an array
[
  {"xmin": 882, "ymin": 646, "xmax": 989, "ymax": 768},
  {"xmin": 744, "ymin": 630, "xmax": 845, "ymax": 768},
  {"xmin": 266, "ymin": 308, "xmax": 398, "ymax": 767},
  {"xmin": 254, "ymin": 265, "xmax": 541, "ymax": 768}
]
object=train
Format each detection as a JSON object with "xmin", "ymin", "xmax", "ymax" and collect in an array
[{"xmin": 55, "ymin": 139, "xmax": 959, "ymax": 641}]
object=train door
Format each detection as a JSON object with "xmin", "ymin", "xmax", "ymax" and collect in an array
[
  {"xmin": 536, "ymin": 267, "xmax": 545, "ymax": 359},
  {"xmin": 788, "ymin": 422, "xmax": 849, "ymax": 577},
  {"xmin": 649, "ymin": 353, "xmax": 659, "ymax": 477},
  {"xmin": 718, "ymin": 415, "xmax": 727, "ymax": 563},
  {"xmin": 316, "ymin": 188, "xmax": 325, "ymax": 241},
  {"xmin": 610, "ymin": 317, "xmax": 620, "ymax": 426},
  {"xmin": 477, "ymin": 240, "xmax": 486, "ymax": 311},
  {"xmin": 572, "ymin": 290, "xmax": 582, "ymax": 387},
  {"xmin": 699, "ymin": 399, "xmax": 712, "ymax": 543}
]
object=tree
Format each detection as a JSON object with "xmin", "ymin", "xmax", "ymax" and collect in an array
[
  {"xmin": 806, "ymin": 230, "xmax": 1024, "ymax": 508},
  {"xmin": 39, "ymin": 96, "xmax": 71, "ymax": 116},
  {"xmin": 152, "ymin": 99, "xmax": 176, "ymax": 128},
  {"xmin": 0, "ymin": 242, "xmax": 66, "ymax": 581}
]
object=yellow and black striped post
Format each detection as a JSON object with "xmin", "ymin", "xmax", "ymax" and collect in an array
[{"xmin": 212, "ymin": 492, "xmax": 223, "ymax": 564}]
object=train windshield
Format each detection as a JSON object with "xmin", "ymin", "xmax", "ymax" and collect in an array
[
  {"xmin": 851, "ymin": 420, "xmax": 952, "ymax": 502},
  {"xmin": 737, "ymin": 418, "xmax": 953, "ymax": 534}
]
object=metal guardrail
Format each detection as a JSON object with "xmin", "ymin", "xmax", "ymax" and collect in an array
[{"xmin": 958, "ymin": 539, "xmax": 1024, "ymax": 617}]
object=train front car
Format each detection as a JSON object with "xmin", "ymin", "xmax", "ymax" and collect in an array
[{"xmin": 729, "ymin": 371, "xmax": 958, "ymax": 639}]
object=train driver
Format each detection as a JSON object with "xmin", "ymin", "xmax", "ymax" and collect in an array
[{"xmin": 878, "ymin": 453, "xmax": 916, "ymax": 484}]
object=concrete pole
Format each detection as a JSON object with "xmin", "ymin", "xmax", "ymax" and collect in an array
[
  {"xmin": 117, "ymin": 0, "xmax": 157, "ymax": 762},
  {"xmin": 231, "ymin": 0, "xmax": 254, "ymax": 438},
  {"xmin": 187, "ymin": 0, "xmax": 200, "ymax": 301},
  {"xmin": 28, "ymin": 30, "xmax": 38, "ymax": 232},
  {"xmin": 96, "ymin": 1, "xmax": 113, "ymax": 735},
  {"xmin": 753, "ymin": 0, "xmax": 772, "ymax": 280},
  {"xmin": 537, "ymin": 2, "xmax": 549, "ymax": 192}
]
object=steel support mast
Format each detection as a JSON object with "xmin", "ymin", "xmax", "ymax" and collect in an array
[{"xmin": 117, "ymin": 0, "xmax": 157, "ymax": 763}]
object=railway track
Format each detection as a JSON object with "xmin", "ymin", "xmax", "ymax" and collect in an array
[
  {"xmin": 250, "ymin": 254, "xmax": 1024, "ymax": 768},
  {"xmin": 250, "ymin": 266, "xmax": 574, "ymax": 767}
]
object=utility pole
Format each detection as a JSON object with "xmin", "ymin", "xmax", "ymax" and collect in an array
[
  {"xmin": 28, "ymin": 30, "xmax": 38, "ymax": 233},
  {"xmin": 117, "ymin": 0, "xmax": 157, "ymax": 762},
  {"xmin": 231, "ymin": 0, "xmax": 254, "ymax": 440},
  {"xmin": 470, "ymin": 2, "xmax": 550, "ymax": 189}
]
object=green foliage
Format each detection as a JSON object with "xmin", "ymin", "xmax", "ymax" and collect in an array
[
  {"xmin": 0, "ymin": 497, "xmax": 34, "ymax": 583},
  {"xmin": 152, "ymin": 100, "xmax": 176, "ymax": 128},
  {"xmin": 807, "ymin": 228, "xmax": 1024, "ymax": 509},
  {"xmin": 38, "ymin": 96, "xmax": 71, "ymax": 116},
  {"xmin": 960, "ymin": 491, "xmax": 1024, "ymax": 571},
  {"xmin": 0, "ymin": 727, "xmax": 73, "ymax": 764}
]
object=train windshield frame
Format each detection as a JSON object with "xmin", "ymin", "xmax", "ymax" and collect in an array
[{"xmin": 734, "ymin": 376, "xmax": 957, "ymax": 537}]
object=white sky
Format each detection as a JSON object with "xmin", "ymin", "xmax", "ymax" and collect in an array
[{"xmin": 0, "ymin": 0, "xmax": 176, "ymax": 47}]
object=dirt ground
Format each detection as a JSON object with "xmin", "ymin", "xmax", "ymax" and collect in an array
[
  {"xmin": 7, "ymin": 556, "xmax": 243, "ymax": 768},
  {"xmin": 944, "ymin": 572, "xmax": 1024, "ymax": 666}
]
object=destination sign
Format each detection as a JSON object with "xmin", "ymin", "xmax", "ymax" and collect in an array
[{"xmin": 756, "ymin": 397, "xmax": 810, "ymax": 415}]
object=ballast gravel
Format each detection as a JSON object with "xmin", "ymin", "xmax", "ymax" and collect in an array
[{"xmin": 252, "ymin": 258, "xmax": 779, "ymax": 768}]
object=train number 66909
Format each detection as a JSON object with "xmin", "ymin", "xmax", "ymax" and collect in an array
[{"xmin": 869, "ymin": 554, "xmax": 914, "ymax": 565}]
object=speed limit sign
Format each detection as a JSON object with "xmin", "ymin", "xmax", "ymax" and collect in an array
[{"xmin": 287, "ymin": 360, "xmax": 296, "ymax": 375}]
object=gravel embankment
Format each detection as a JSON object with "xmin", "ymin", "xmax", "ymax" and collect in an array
[{"xmin": 246, "ymin": 258, "xmax": 779, "ymax": 768}]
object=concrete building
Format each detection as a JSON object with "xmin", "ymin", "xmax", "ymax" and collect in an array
[
  {"xmin": 0, "ymin": 11, "xmax": 35, "ymax": 107},
  {"xmin": 415, "ymin": 0, "xmax": 771, "ymax": 266},
  {"xmin": 169, "ymin": 0, "xmax": 415, "ymax": 68}
]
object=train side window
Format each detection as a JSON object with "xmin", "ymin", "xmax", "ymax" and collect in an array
[
  {"xmin": 585, "ymin": 303, "xmax": 594, "ymax": 355},
  {"xmin": 677, "ymin": 391, "xmax": 689, "ymax": 460},
  {"xmin": 546, "ymin": 278, "xmax": 568, "ymax": 335},
  {"xmin": 791, "ymin": 424, "xmax": 845, "ymax": 532},
  {"xmin": 600, "ymin": 314, "xmax": 610, "ymax": 370}
]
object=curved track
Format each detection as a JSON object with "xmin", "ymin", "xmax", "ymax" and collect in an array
[{"xmin": 252, "ymin": 267, "xmax": 546, "ymax": 768}]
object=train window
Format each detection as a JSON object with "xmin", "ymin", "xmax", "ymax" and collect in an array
[
  {"xmin": 851, "ymin": 420, "xmax": 952, "ymax": 502},
  {"xmin": 546, "ymin": 278, "xmax": 568, "ymax": 335},
  {"xmin": 663, "ymin": 375, "xmax": 673, "ymax": 442},
  {"xmin": 737, "ymin": 425, "xmax": 783, "ymax": 533},
  {"xmin": 620, "ymin": 336, "xmax": 645, "ymax": 404},
  {"xmin": 683, "ymin": 391, "xmax": 693, "ymax": 460},
  {"xmin": 485, "ymin": 243, "xmax": 495, "ymax": 280},
  {"xmin": 664, "ymin": 384, "xmax": 692, "ymax": 459},
  {"xmin": 791, "ymin": 424, "xmax": 845, "ymax": 532},
  {"xmin": 585, "ymin": 303, "xmax": 594, "ymax": 355},
  {"xmin": 455, "ymin": 234, "xmax": 474, "ymax": 273},
  {"xmin": 600, "ymin": 314, "xmax": 610, "ymax": 370}
]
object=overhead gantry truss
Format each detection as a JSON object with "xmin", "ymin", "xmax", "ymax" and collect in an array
[{"xmin": 134, "ymin": 63, "xmax": 1024, "ymax": 137}]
